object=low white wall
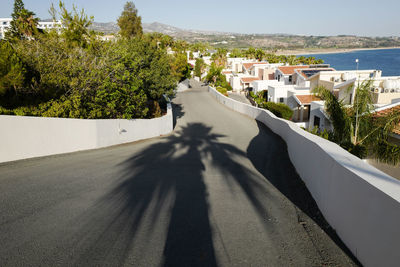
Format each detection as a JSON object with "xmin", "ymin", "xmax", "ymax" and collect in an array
[
  {"xmin": 208, "ymin": 86, "xmax": 400, "ymax": 267},
  {"xmin": 0, "ymin": 103, "xmax": 173, "ymax": 163}
]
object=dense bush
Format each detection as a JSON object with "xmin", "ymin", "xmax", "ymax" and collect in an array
[
  {"xmin": 264, "ymin": 102, "xmax": 293, "ymax": 120},
  {"xmin": 0, "ymin": 2, "xmax": 185, "ymax": 119},
  {"xmin": 216, "ymin": 86, "xmax": 228, "ymax": 96}
]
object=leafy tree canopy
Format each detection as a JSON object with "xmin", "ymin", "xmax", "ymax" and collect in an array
[
  {"xmin": 117, "ymin": 1, "xmax": 143, "ymax": 39},
  {"xmin": 313, "ymin": 81, "xmax": 400, "ymax": 164}
]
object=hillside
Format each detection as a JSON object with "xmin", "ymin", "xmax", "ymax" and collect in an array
[{"xmin": 90, "ymin": 21, "xmax": 400, "ymax": 50}]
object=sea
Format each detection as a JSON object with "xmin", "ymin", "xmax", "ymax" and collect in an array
[{"xmin": 300, "ymin": 48, "xmax": 400, "ymax": 77}]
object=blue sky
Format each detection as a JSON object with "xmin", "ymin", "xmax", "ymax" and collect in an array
[{"xmin": 1, "ymin": 0, "xmax": 400, "ymax": 36}]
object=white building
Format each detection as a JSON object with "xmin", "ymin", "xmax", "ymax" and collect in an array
[{"xmin": 0, "ymin": 18, "xmax": 61, "ymax": 39}]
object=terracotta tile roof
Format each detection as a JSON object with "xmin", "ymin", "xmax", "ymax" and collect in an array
[
  {"xmin": 295, "ymin": 95, "xmax": 321, "ymax": 105},
  {"xmin": 375, "ymin": 104, "xmax": 400, "ymax": 135},
  {"xmin": 240, "ymin": 77, "xmax": 259, "ymax": 83},
  {"xmin": 278, "ymin": 65, "xmax": 309, "ymax": 75},
  {"xmin": 243, "ymin": 62, "xmax": 267, "ymax": 70}
]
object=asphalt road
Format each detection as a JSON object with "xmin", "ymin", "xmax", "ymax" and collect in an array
[{"xmin": 0, "ymin": 81, "xmax": 359, "ymax": 266}]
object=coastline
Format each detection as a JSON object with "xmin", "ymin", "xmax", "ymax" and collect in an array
[{"xmin": 276, "ymin": 47, "xmax": 400, "ymax": 56}]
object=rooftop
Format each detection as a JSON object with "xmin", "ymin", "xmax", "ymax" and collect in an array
[
  {"xmin": 298, "ymin": 68, "xmax": 335, "ymax": 79},
  {"xmin": 243, "ymin": 62, "xmax": 268, "ymax": 70},
  {"xmin": 241, "ymin": 77, "xmax": 260, "ymax": 83},
  {"xmin": 375, "ymin": 103, "xmax": 400, "ymax": 135},
  {"xmin": 294, "ymin": 94, "xmax": 321, "ymax": 105},
  {"xmin": 278, "ymin": 65, "xmax": 309, "ymax": 75}
]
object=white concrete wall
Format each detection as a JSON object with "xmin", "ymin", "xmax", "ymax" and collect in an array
[
  {"xmin": 0, "ymin": 103, "xmax": 173, "ymax": 163},
  {"xmin": 252, "ymin": 80, "xmax": 282, "ymax": 93},
  {"xmin": 208, "ymin": 85, "xmax": 400, "ymax": 267}
]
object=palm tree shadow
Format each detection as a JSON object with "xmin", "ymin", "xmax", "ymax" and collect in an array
[
  {"xmin": 172, "ymin": 103, "xmax": 184, "ymax": 129},
  {"xmin": 72, "ymin": 122, "xmax": 290, "ymax": 266},
  {"xmin": 247, "ymin": 121, "xmax": 361, "ymax": 265}
]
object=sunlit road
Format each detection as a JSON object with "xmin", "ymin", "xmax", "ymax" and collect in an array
[{"xmin": 0, "ymin": 80, "xmax": 358, "ymax": 266}]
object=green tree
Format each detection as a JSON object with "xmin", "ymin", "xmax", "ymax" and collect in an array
[
  {"xmin": 229, "ymin": 48, "xmax": 243, "ymax": 58},
  {"xmin": 190, "ymin": 42, "xmax": 210, "ymax": 55},
  {"xmin": 0, "ymin": 42, "xmax": 28, "ymax": 102},
  {"xmin": 170, "ymin": 53, "xmax": 191, "ymax": 82},
  {"xmin": 313, "ymin": 81, "xmax": 400, "ymax": 164},
  {"xmin": 6, "ymin": 0, "xmax": 39, "ymax": 40},
  {"xmin": 117, "ymin": 1, "xmax": 143, "ymax": 39},
  {"xmin": 205, "ymin": 63, "xmax": 224, "ymax": 84},
  {"xmin": 211, "ymin": 48, "xmax": 227, "ymax": 68},
  {"xmin": 254, "ymin": 49, "xmax": 265, "ymax": 61},
  {"xmin": 194, "ymin": 58, "xmax": 205, "ymax": 78},
  {"xmin": 58, "ymin": 1, "xmax": 94, "ymax": 48}
]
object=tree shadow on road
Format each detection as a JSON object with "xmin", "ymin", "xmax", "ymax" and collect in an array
[
  {"xmin": 73, "ymin": 123, "xmax": 275, "ymax": 266},
  {"xmin": 247, "ymin": 121, "xmax": 361, "ymax": 266},
  {"xmin": 172, "ymin": 103, "xmax": 184, "ymax": 129}
]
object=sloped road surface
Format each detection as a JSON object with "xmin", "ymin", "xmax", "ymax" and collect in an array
[{"xmin": 0, "ymin": 81, "xmax": 359, "ymax": 266}]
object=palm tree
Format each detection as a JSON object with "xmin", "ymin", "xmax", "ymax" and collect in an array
[
  {"xmin": 205, "ymin": 63, "xmax": 223, "ymax": 84},
  {"xmin": 211, "ymin": 48, "xmax": 227, "ymax": 68},
  {"xmin": 313, "ymin": 80, "xmax": 400, "ymax": 165},
  {"xmin": 16, "ymin": 8, "xmax": 39, "ymax": 38}
]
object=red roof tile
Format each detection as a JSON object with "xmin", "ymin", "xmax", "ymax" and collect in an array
[
  {"xmin": 295, "ymin": 95, "xmax": 321, "ymax": 105},
  {"xmin": 376, "ymin": 104, "xmax": 400, "ymax": 135},
  {"xmin": 240, "ymin": 77, "xmax": 259, "ymax": 83},
  {"xmin": 243, "ymin": 62, "xmax": 268, "ymax": 70},
  {"xmin": 278, "ymin": 65, "xmax": 309, "ymax": 75}
]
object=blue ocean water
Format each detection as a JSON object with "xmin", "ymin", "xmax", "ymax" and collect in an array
[{"xmin": 300, "ymin": 48, "xmax": 400, "ymax": 77}]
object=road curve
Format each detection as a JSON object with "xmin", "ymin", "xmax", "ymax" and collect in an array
[{"xmin": 0, "ymin": 80, "xmax": 358, "ymax": 266}]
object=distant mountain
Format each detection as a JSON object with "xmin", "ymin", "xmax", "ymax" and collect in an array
[
  {"xmin": 90, "ymin": 22, "xmax": 119, "ymax": 34},
  {"xmin": 89, "ymin": 21, "xmax": 400, "ymax": 50},
  {"xmin": 90, "ymin": 21, "xmax": 233, "ymax": 36}
]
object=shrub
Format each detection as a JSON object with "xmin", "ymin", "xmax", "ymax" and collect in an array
[
  {"xmin": 265, "ymin": 102, "xmax": 293, "ymax": 120},
  {"xmin": 340, "ymin": 142, "xmax": 367, "ymax": 159},
  {"xmin": 216, "ymin": 86, "xmax": 228, "ymax": 96}
]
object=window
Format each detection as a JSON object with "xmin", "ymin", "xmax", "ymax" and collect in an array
[
  {"xmin": 288, "ymin": 75, "xmax": 292, "ymax": 83},
  {"xmin": 313, "ymin": 116, "xmax": 320, "ymax": 128},
  {"xmin": 279, "ymin": 97, "xmax": 284, "ymax": 103}
]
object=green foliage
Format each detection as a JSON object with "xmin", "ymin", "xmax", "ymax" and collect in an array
[
  {"xmin": 313, "ymin": 82, "xmax": 400, "ymax": 164},
  {"xmin": 264, "ymin": 102, "xmax": 294, "ymax": 120},
  {"xmin": 117, "ymin": 1, "xmax": 143, "ymax": 38},
  {"xmin": 211, "ymin": 48, "xmax": 227, "ymax": 67},
  {"xmin": 57, "ymin": 1, "xmax": 94, "ymax": 48},
  {"xmin": 0, "ymin": 41, "xmax": 38, "ymax": 107},
  {"xmin": 313, "ymin": 85, "xmax": 351, "ymax": 143},
  {"xmin": 229, "ymin": 48, "xmax": 243, "ymax": 58},
  {"xmin": 190, "ymin": 42, "xmax": 210, "ymax": 55},
  {"xmin": 340, "ymin": 142, "xmax": 367, "ymax": 159},
  {"xmin": 172, "ymin": 40, "xmax": 189, "ymax": 53},
  {"xmin": 205, "ymin": 63, "xmax": 223, "ymax": 84},
  {"xmin": 0, "ymin": 4, "xmax": 176, "ymax": 120},
  {"xmin": 248, "ymin": 90, "xmax": 293, "ymax": 120},
  {"xmin": 216, "ymin": 86, "xmax": 228, "ymax": 96},
  {"xmin": 170, "ymin": 53, "xmax": 191, "ymax": 82},
  {"xmin": 304, "ymin": 126, "xmax": 331, "ymax": 140},
  {"xmin": 231, "ymin": 46, "xmax": 324, "ymax": 65},
  {"xmin": 249, "ymin": 90, "xmax": 267, "ymax": 106},
  {"xmin": 194, "ymin": 58, "xmax": 205, "ymax": 78},
  {"xmin": 6, "ymin": 0, "xmax": 39, "ymax": 40}
]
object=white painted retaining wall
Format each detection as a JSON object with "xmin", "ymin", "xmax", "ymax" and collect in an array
[
  {"xmin": 208, "ymin": 86, "xmax": 400, "ymax": 267},
  {"xmin": 0, "ymin": 103, "xmax": 173, "ymax": 163}
]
